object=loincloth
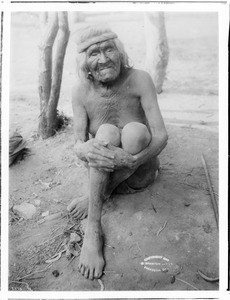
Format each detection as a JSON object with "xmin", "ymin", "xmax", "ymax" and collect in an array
[{"xmin": 114, "ymin": 168, "xmax": 159, "ymax": 195}]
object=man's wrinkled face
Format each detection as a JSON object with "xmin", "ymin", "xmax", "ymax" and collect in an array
[{"xmin": 86, "ymin": 40, "xmax": 121, "ymax": 83}]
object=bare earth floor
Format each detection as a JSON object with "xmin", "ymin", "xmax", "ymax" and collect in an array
[
  {"xmin": 9, "ymin": 12, "xmax": 219, "ymax": 291},
  {"xmin": 9, "ymin": 109, "xmax": 218, "ymax": 290}
]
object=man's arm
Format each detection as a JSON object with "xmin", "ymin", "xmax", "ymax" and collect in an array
[
  {"xmin": 134, "ymin": 71, "xmax": 168, "ymax": 166},
  {"xmin": 72, "ymin": 83, "xmax": 89, "ymax": 161},
  {"xmin": 72, "ymin": 82, "xmax": 116, "ymax": 171}
]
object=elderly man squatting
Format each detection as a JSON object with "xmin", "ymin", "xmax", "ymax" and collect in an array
[{"xmin": 67, "ymin": 25, "xmax": 168, "ymax": 280}]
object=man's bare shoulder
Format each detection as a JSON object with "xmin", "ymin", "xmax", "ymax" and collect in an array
[
  {"xmin": 129, "ymin": 68, "xmax": 153, "ymax": 82},
  {"xmin": 128, "ymin": 69, "xmax": 156, "ymax": 93}
]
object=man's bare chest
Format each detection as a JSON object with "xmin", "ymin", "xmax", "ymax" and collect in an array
[{"xmin": 85, "ymin": 89, "xmax": 141, "ymax": 118}]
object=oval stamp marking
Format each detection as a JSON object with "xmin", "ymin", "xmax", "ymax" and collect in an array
[{"xmin": 141, "ymin": 255, "xmax": 176, "ymax": 273}]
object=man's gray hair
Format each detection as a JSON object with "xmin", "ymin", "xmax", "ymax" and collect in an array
[{"xmin": 74, "ymin": 25, "xmax": 132, "ymax": 80}]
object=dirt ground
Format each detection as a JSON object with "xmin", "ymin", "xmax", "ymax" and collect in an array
[{"xmin": 9, "ymin": 12, "xmax": 219, "ymax": 291}]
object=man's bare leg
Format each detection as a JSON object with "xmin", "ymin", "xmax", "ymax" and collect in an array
[
  {"xmin": 78, "ymin": 124, "xmax": 121, "ymax": 279},
  {"xmin": 67, "ymin": 167, "xmax": 137, "ymax": 218},
  {"xmin": 78, "ymin": 167, "xmax": 108, "ymax": 279},
  {"xmin": 67, "ymin": 123, "xmax": 122, "ymax": 218},
  {"xmin": 76, "ymin": 122, "xmax": 153, "ymax": 279},
  {"xmin": 67, "ymin": 122, "xmax": 153, "ymax": 218}
]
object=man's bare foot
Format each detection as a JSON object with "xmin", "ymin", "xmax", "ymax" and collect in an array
[
  {"xmin": 78, "ymin": 222, "xmax": 105, "ymax": 280},
  {"xmin": 67, "ymin": 196, "xmax": 89, "ymax": 219}
]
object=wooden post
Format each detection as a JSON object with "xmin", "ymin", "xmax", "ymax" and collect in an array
[
  {"xmin": 46, "ymin": 12, "xmax": 70, "ymax": 135},
  {"xmin": 38, "ymin": 12, "xmax": 70, "ymax": 139},
  {"xmin": 144, "ymin": 12, "xmax": 169, "ymax": 94}
]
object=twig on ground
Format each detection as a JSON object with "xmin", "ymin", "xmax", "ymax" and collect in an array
[
  {"xmin": 51, "ymin": 198, "xmax": 67, "ymax": 205},
  {"xmin": 156, "ymin": 220, "xmax": 168, "ymax": 236},
  {"xmin": 103, "ymin": 270, "xmax": 116, "ymax": 275},
  {"xmin": 67, "ymin": 255, "xmax": 76, "ymax": 266},
  {"xmin": 9, "ymin": 280, "xmax": 32, "ymax": 291},
  {"xmin": 104, "ymin": 243, "xmax": 115, "ymax": 249},
  {"xmin": 98, "ymin": 278, "xmax": 104, "ymax": 291},
  {"xmin": 181, "ymin": 182, "xmax": 199, "ymax": 189},
  {"xmin": 151, "ymin": 203, "xmax": 157, "ymax": 213},
  {"xmin": 53, "ymin": 241, "xmax": 65, "ymax": 256},
  {"xmin": 197, "ymin": 269, "xmax": 219, "ymax": 282},
  {"xmin": 50, "ymin": 224, "xmax": 65, "ymax": 236},
  {"xmin": 22, "ymin": 233, "xmax": 42, "ymax": 240},
  {"xmin": 45, "ymin": 249, "xmax": 66, "ymax": 264},
  {"xmin": 38, "ymin": 224, "xmax": 76, "ymax": 247},
  {"xmin": 201, "ymin": 154, "xmax": 219, "ymax": 229},
  {"xmin": 21, "ymin": 276, "xmax": 45, "ymax": 280},
  {"xmin": 38, "ymin": 232, "xmax": 63, "ymax": 247},
  {"xmin": 136, "ymin": 242, "xmax": 141, "ymax": 252},
  {"xmin": 175, "ymin": 277, "xmax": 199, "ymax": 290},
  {"xmin": 17, "ymin": 263, "xmax": 52, "ymax": 281}
]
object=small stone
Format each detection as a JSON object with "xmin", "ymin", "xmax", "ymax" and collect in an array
[
  {"xmin": 184, "ymin": 202, "xmax": 191, "ymax": 207},
  {"xmin": 42, "ymin": 210, "xmax": 49, "ymax": 217},
  {"xmin": 202, "ymin": 223, "xmax": 212, "ymax": 233},
  {"xmin": 44, "ymin": 212, "xmax": 62, "ymax": 221},
  {"xmin": 52, "ymin": 270, "xmax": 60, "ymax": 277},
  {"xmin": 200, "ymin": 120, "xmax": 206, "ymax": 125},
  {"xmin": 70, "ymin": 232, "xmax": 81, "ymax": 243},
  {"xmin": 13, "ymin": 202, "xmax": 37, "ymax": 220},
  {"xmin": 134, "ymin": 211, "xmax": 143, "ymax": 221},
  {"xmin": 34, "ymin": 199, "xmax": 41, "ymax": 206},
  {"xmin": 37, "ymin": 218, "xmax": 45, "ymax": 225},
  {"xmin": 161, "ymin": 268, "xmax": 168, "ymax": 273},
  {"xmin": 170, "ymin": 275, "xmax": 176, "ymax": 283}
]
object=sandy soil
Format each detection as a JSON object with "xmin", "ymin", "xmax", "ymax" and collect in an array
[{"xmin": 9, "ymin": 12, "xmax": 219, "ymax": 291}]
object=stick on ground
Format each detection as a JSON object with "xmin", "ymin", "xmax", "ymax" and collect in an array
[
  {"xmin": 156, "ymin": 220, "xmax": 168, "ymax": 236},
  {"xmin": 17, "ymin": 263, "xmax": 52, "ymax": 281},
  {"xmin": 201, "ymin": 154, "xmax": 219, "ymax": 229},
  {"xmin": 175, "ymin": 277, "xmax": 199, "ymax": 290}
]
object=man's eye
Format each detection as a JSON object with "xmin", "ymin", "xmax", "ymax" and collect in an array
[
  {"xmin": 90, "ymin": 52, "xmax": 98, "ymax": 57},
  {"xmin": 106, "ymin": 48, "xmax": 113, "ymax": 52}
]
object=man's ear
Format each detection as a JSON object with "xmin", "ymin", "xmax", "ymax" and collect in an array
[{"xmin": 87, "ymin": 72, "xmax": 94, "ymax": 80}]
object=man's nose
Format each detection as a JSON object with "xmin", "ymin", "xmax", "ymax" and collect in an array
[{"xmin": 98, "ymin": 52, "xmax": 108, "ymax": 63}]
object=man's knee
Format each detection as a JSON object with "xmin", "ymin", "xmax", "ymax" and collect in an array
[
  {"xmin": 121, "ymin": 122, "xmax": 151, "ymax": 154},
  {"xmin": 96, "ymin": 123, "xmax": 121, "ymax": 146}
]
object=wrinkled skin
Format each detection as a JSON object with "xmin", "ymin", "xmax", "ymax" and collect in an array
[
  {"xmin": 86, "ymin": 40, "xmax": 121, "ymax": 83},
  {"xmin": 68, "ymin": 38, "xmax": 168, "ymax": 280}
]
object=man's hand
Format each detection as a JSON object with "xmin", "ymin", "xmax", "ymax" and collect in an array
[
  {"xmin": 75, "ymin": 140, "xmax": 138, "ymax": 172},
  {"xmin": 107, "ymin": 144, "xmax": 138, "ymax": 170},
  {"xmin": 76, "ymin": 139, "xmax": 115, "ymax": 172}
]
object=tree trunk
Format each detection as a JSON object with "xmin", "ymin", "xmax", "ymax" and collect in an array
[
  {"xmin": 38, "ymin": 12, "xmax": 70, "ymax": 139},
  {"xmin": 144, "ymin": 12, "xmax": 169, "ymax": 94}
]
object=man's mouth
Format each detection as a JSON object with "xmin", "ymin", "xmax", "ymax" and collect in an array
[{"xmin": 98, "ymin": 65, "xmax": 114, "ymax": 71}]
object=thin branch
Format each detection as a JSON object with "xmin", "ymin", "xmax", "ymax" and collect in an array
[
  {"xmin": 176, "ymin": 277, "xmax": 199, "ymax": 290},
  {"xmin": 9, "ymin": 280, "xmax": 32, "ymax": 291},
  {"xmin": 156, "ymin": 220, "xmax": 168, "ymax": 236},
  {"xmin": 16, "ymin": 263, "xmax": 52, "ymax": 281},
  {"xmin": 201, "ymin": 154, "xmax": 218, "ymax": 229}
]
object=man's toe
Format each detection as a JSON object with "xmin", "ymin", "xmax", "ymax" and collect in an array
[
  {"xmin": 94, "ymin": 269, "xmax": 102, "ymax": 279},
  {"xmin": 80, "ymin": 265, "xmax": 85, "ymax": 275},
  {"xmin": 84, "ymin": 267, "xmax": 89, "ymax": 278},
  {"xmin": 67, "ymin": 199, "xmax": 77, "ymax": 212},
  {"xmin": 73, "ymin": 210, "xmax": 84, "ymax": 219},
  {"xmin": 89, "ymin": 268, "xmax": 94, "ymax": 280},
  {"xmin": 80, "ymin": 211, "xmax": 88, "ymax": 220},
  {"xmin": 69, "ymin": 206, "xmax": 81, "ymax": 216},
  {"xmin": 67, "ymin": 204, "xmax": 72, "ymax": 212},
  {"xmin": 78, "ymin": 263, "xmax": 82, "ymax": 272}
]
